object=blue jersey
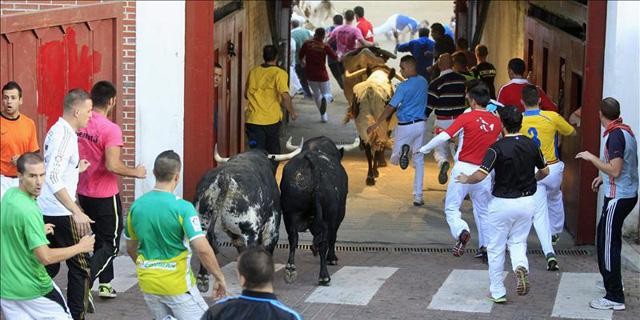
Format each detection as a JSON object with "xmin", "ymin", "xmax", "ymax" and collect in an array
[
  {"xmin": 396, "ymin": 37, "xmax": 435, "ymax": 79},
  {"xmin": 601, "ymin": 128, "xmax": 638, "ymax": 199},
  {"xmin": 389, "ymin": 75, "xmax": 428, "ymax": 122},
  {"xmin": 396, "ymin": 15, "xmax": 419, "ymax": 31}
]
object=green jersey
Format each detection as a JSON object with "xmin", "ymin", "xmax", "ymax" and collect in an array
[
  {"xmin": 0, "ymin": 187, "xmax": 53, "ymax": 300},
  {"xmin": 125, "ymin": 190, "xmax": 204, "ymax": 295}
]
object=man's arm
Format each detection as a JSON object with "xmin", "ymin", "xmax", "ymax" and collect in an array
[
  {"xmin": 419, "ymin": 131, "xmax": 452, "ymax": 154},
  {"xmin": 105, "ymin": 146, "xmax": 146, "ymax": 178},
  {"xmin": 191, "ymin": 237, "xmax": 227, "ymax": 298},
  {"xmin": 538, "ymin": 88, "xmax": 558, "ymax": 111},
  {"xmin": 126, "ymin": 239, "xmax": 138, "ymax": 263},
  {"xmin": 281, "ymin": 93, "xmax": 297, "ymax": 121},
  {"xmin": 576, "ymin": 152, "xmax": 623, "ymax": 178},
  {"xmin": 34, "ymin": 235, "xmax": 95, "ymax": 265},
  {"xmin": 456, "ymin": 170, "xmax": 488, "ymax": 184},
  {"xmin": 244, "ymin": 73, "xmax": 250, "ymax": 100},
  {"xmin": 535, "ymin": 166, "xmax": 550, "ymax": 181},
  {"xmin": 366, "ymin": 105, "xmax": 395, "ymax": 135}
]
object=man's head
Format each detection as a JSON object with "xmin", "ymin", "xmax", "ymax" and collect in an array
[
  {"xmin": 418, "ymin": 27, "xmax": 430, "ymax": 38},
  {"xmin": 465, "ymin": 79, "xmax": 482, "ymax": 94},
  {"xmin": 91, "ymin": 80, "xmax": 117, "ymax": 112},
  {"xmin": 521, "ymin": 85, "xmax": 540, "ymax": 109},
  {"xmin": 507, "ymin": 58, "xmax": 526, "ymax": 79},
  {"xmin": 475, "ymin": 44, "xmax": 488, "ymax": 61},
  {"xmin": 291, "ymin": 19, "xmax": 300, "ymax": 29},
  {"xmin": 354, "ymin": 6, "xmax": 365, "ymax": 19},
  {"xmin": 599, "ymin": 97, "xmax": 621, "ymax": 126},
  {"xmin": 153, "ymin": 150, "xmax": 181, "ymax": 186},
  {"xmin": 498, "ymin": 105, "xmax": 523, "ymax": 134},
  {"xmin": 456, "ymin": 37, "xmax": 469, "ymax": 51},
  {"xmin": 263, "ymin": 45, "xmax": 279, "ymax": 63},
  {"xmin": 437, "ymin": 53, "xmax": 452, "ymax": 70},
  {"xmin": 314, "ymin": 27, "xmax": 326, "ymax": 40},
  {"xmin": 430, "ymin": 23, "xmax": 445, "ymax": 39},
  {"xmin": 344, "ymin": 10, "xmax": 355, "ymax": 23},
  {"xmin": 399, "ymin": 55, "xmax": 418, "ymax": 78},
  {"xmin": 2, "ymin": 81, "xmax": 23, "ymax": 118},
  {"xmin": 237, "ymin": 248, "xmax": 275, "ymax": 291},
  {"xmin": 333, "ymin": 14, "xmax": 343, "ymax": 26},
  {"xmin": 17, "ymin": 152, "xmax": 45, "ymax": 198},
  {"xmin": 466, "ymin": 82, "xmax": 490, "ymax": 109},
  {"xmin": 214, "ymin": 62, "xmax": 223, "ymax": 88},
  {"xmin": 452, "ymin": 51, "xmax": 468, "ymax": 72},
  {"xmin": 63, "ymin": 89, "xmax": 93, "ymax": 129}
]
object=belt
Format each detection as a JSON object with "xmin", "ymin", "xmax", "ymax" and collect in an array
[
  {"xmin": 398, "ymin": 119, "xmax": 425, "ymax": 126},
  {"xmin": 1, "ymin": 175, "xmax": 17, "ymax": 178},
  {"xmin": 547, "ymin": 159, "xmax": 560, "ymax": 165},
  {"xmin": 436, "ymin": 114, "xmax": 460, "ymax": 120}
]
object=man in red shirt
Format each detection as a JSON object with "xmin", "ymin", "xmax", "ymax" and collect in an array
[
  {"xmin": 420, "ymin": 83, "xmax": 502, "ymax": 257},
  {"xmin": 354, "ymin": 6, "xmax": 374, "ymax": 43},
  {"xmin": 299, "ymin": 28, "xmax": 338, "ymax": 123},
  {"xmin": 497, "ymin": 58, "xmax": 557, "ymax": 112}
]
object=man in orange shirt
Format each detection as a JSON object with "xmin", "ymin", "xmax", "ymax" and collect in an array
[{"xmin": 1, "ymin": 81, "xmax": 39, "ymax": 199}]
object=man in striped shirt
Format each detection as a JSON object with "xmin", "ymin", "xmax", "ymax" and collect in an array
[{"xmin": 427, "ymin": 53, "xmax": 468, "ymax": 184}]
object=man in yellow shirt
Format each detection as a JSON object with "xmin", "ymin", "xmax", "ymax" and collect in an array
[
  {"xmin": 244, "ymin": 45, "xmax": 297, "ymax": 167},
  {"xmin": 520, "ymin": 85, "xmax": 575, "ymax": 271},
  {"xmin": 1, "ymin": 81, "xmax": 39, "ymax": 199}
]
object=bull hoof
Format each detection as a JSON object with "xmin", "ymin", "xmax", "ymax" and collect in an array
[
  {"xmin": 196, "ymin": 274, "xmax": 209, "ymax": 293},
  {"xmin": 310, "ymin": 245, "xmax": 319, "ymax": 256},
  {"xmin": 374, "ymin": 169, "xmax": 379, "ymax": 178},
  {"xmin": 366, "ymin": 177, "xmax": 376, "ymax": 186},
  {"xmin": 318, "ymin": 277, "xmax": 331, "ymax": 286},
  {"xmin": 284, "ymin": 268, "xmax": 298, "ymax": 284}
]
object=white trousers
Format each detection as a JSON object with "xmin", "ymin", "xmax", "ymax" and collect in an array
[
  {"xmin": 390, "ymin": 121, "xmax": 426, "ymax": 198},
  {"xmin": 433, "ymin": 119, "xmax": 455, "ymax": 168},
  {"xmin": 1, "ymin": 283, "xmax": 72, "ymax": 320},
  {"xmin": 445, "ymin": 161, "xmax": 492, "ymax": 246},
  {"xmin": 289, "ymin": 64, "xmax": 302, "ymax": 97},
  {"xmin": 308, "ymin": 80, "xmax": 333, "ymax": 114},
  {"xmin": 487, "ymin": 195, "xmax": 534, "ymax": 299},
  {"xmin": 0, "ymin": 175, "xmax": 19, "ymax": 200},
  {"xmin": 541, "ymin": 162, "xmax": 565, "ymax": 235},
  {"xmin": 373, "ymin": 14, "xmax": 399, "ymax": 37},
  {"xmin": 143, "ymin": 286, "xmax": 209, "ymax": 320}
]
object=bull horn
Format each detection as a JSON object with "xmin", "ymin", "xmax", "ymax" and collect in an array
[
  {"xmin": 268, "ymin": 138, "xmax": 303, "ymax": 161},
  {"xmin": 337, "ymin": 137, "xmax": 360, "ymax": 151},
  {"xmin": 394, "ymin": 73, "xmax": 406, "ymax": 81},
  {"xmin": 285, "ymin": 136, "xmax": 304, "ymax": 151},
  {"xmin": 214, "ymin": 144, "xmax": 229, "ymax": 163},
  {"xmin": 344, "ymin": 68, "xmax": 367, "ymax": 80}
]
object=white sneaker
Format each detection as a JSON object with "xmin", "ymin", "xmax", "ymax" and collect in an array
[
  {"xmin": 589, "ymin": 297, "xmax": 625, "ymax": 310},
  {"xmin": 321, "ymin": 113, "xmax": 329, "ymax": 123}
]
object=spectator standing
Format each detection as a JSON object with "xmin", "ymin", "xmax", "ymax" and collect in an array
[
  {"xmin": 354, "ymin": 6, "xmax": 374, "ymax": 42},
  {"xmin": 452, "ymin": 51, "xmax": 476, "ymax": 81},
  {"xmin": 456, "ymin": 37, "xmax": 477, "ymax": 69},
  {"xmin": 471, "ymin": 45, "xmax": 497, "ymax": 99},
  {"xmin": 395, "ymin": 27, "xmax": 435, "ymax": 80},
  {"xmin": 299, "ymin": 28, "xmax": 338, "ymax": 123},
  {"xmin": 497, "ymin": 58, "xmax": 557, "ymax": 112},
  {"xmin": 291, "ymin": 20, "xmax": 313, "ymax": 98}
]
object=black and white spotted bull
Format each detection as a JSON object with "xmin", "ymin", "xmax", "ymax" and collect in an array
[
  {"xmin": 280, "ymin": 136, "xmax": 358, "ymax": 285},
  {"xmin": 193, "ymin": 146, "xmax": 301, "ymax": 292}
]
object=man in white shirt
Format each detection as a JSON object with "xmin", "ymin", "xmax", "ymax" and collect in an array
[{"xmin": 38, "ymin": 89, "xmax": 94, "ymax": 320}]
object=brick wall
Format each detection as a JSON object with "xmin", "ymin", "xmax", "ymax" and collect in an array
[{"xmin": 1, "ymin": 0, "xmax": 137, "ymax": 210}]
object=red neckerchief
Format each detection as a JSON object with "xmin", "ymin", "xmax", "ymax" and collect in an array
[{"xmin": 603, "ymin": 117, "xmax": 635, "ymax": 137}]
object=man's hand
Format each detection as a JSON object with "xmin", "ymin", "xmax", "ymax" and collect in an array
[
  {"xmin": 11, "ymin": 155, "xmax": 19, "ymax": 166},
  {"xmin": 591, "ymin": 176, "xmax": 603, "ymax": 192},
  {"xmin": 44, "ymin": 223, "xmax": 55, "ymax": 235},
  {"xmin": 72, "ymin": 211, "xmax": 95, "ymax": 236},
  {"xmin": 366, "ymin": 123, "xmax": 378, "ymax": 136},
  {"xmin": 289, "ymin": 110, "xmax": 298, "ymax": 121},
  {"xmin": 455, "ymin": 173, "xmax": 470, "ymax": 184},
  {"xmin": 418, "ymin": 144, "xmax": 431, "ymax": 154},
  {"xmin": 134, "ymin": 164, "xmax": 147, "ymax": 179},
  {"xmin": 213, "ymin": 278, "xmax": 227, "ymax": 299},
  {"xmin": 77, "ymin": 235, "xmax": 96, "ymax": 253},
  {"xmin": 575, "ymin": 151, "xmax": 596, "ymax": 163},
  {"xmin": 78, "ymin": 159, "xmax": 91, "ymax": 173}
]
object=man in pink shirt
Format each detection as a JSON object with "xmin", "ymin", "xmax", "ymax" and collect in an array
[
  {"xmin": 77, "ymin": 81, "xmax": 146, "ymax": 299},
  {"xmin": 327, "ymin": 9, "xmax": 375, "ymax": 60}
]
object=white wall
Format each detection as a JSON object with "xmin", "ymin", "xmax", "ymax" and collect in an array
[
  {"xmin": 135, "ymin": 1, "xmax": 186, "ymax": 197},
  {"xmin": 601, "ymin": 0, "xmax": 640, "ymax": 236}
]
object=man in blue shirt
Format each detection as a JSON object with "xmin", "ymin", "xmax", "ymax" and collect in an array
[
  {"xmin": 367, "ymin": 55, "xmax": 428, "ymax": 206},
  {"xmin": 395, "ymin": 27, "xmax": 435, "ymax": 80}
]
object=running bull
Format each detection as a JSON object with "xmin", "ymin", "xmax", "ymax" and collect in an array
[
  {"xmin": 281, "ymin": 136, "xmax": 358, "ymax": 285},
  {"xmin": 193, "ymin": 145, "xmax": 302, "ymax": 292}
]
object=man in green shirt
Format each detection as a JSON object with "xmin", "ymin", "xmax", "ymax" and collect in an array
[
  {"xmin": 0, "ymin": 152, "xmax": 95, "ymax": 319},
  {"xmin": 125, "ymin": 150, "xmax": 227, "ymax": 320}
]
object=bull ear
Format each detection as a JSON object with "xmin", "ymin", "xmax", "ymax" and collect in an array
[
  {"xmin": 339, "ymin": 148, "xmax": 344, "ymax": 159},
  {"xmin": 388, "ymin": 68, "xmax": 396, "ymax": 81}
]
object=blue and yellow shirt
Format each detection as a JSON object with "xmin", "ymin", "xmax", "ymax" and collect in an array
[{"xmin": 521, "ymin": 109, "xmax": 575, "ymax": 164}]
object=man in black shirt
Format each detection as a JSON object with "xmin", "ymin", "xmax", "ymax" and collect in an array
[
  {"xmin": 201, "ymin": 248, "xmax": 301, "ymax": 320},
  {"xmin": 471, "ymin": 45, "xmax": 497, "ymax": 99},
  {"xmin": 456, "ymin": 105, "xmax": 549, "ymax": 304},
  {"xmin": 430, "ymin": 23, "xmax": 455, "ymax": 61}
]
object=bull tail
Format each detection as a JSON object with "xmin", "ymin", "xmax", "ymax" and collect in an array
[{"xmin": 302, "ymin": 152, "xmax": 327, "ymax": 248}]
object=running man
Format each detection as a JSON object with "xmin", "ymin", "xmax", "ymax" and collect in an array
[
  {"xmin": 497, "ymin": 58, "xmax": 557, "ymax": 112},
  {"xmin": 374, "ymin": 14, "xmax": 420, "ymax": 40},
  {"xmin": 576, "ymin": 97, "xmax": 637, "ymax": 311},
  {"xmin": 420, "ymin": 83, "xmax": 502, "ymax": 256},
  {"xmin": 367, "ymin": 55, "xmax": 428, "ymax": 206},
  {"xmin": 520, "ymin": 85, "xmax": 576, "ymax": 271},
  {"xmin": 1, "ymin": 153, "xmax": 95, "ymax": 320},
  {"xmin": 299, "ymin": 28, "xmax": 338, "ymax": 123},
  {"xmin": 456, "ymin": 105, "xmax": 549, "ymax": 303},
  {"xmin": 395, "ymin": 27, "xmax": 435, "ymax": 80}
]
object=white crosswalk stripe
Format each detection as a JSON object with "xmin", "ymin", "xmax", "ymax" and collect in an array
[
  {"xmin": 305, "ymin": 266, "xmax": 398, "ymax": 305},
  {"xmin": 552, "ymin": 273, "xmax": 612, "ymax": 320},
  {"xmin": 428, "ymin": 269, "xmax": 507, "ymax": 313}
]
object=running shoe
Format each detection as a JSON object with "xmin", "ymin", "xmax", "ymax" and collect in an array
[
  {"xmin": 489, "ymin": 295, "xmax": 507, "ymax": 304},
  {"xmin": 413, "ymin": 198, "xmax": 424, "ymax": 207},
  {"xmin": 551, "ymin": 234, "xmax": 559, "ymax": 246},
  {"xmin": 546, "ymin": 253, "xmax": 559, "ymax": 271},
  {"xmin": 98, "ymin": 283, "xmax": 117, "ymax": 299},
  {"xmin": 474, "ymin": 247, "xmax": 486, "ymax": 258},
  {"xmin": 319, "ymin": 97, "xmax": 327, "ymax": 116},
  {"xmin": 438, "ymin": 161, "xmax": 450, "ymax": 184},
  {"xmin": 452, "ymin": 230, "xmax": 470, "ymax": 257},
  {"xmin": 515, "ymin": 266, "xmax": 529, "ymax": 295},
  {"xmin": 399, "ymin": 144, "xmax": 410, "ymax": 170},
  {"xmin": 321, "ymin": 113, "xmax": 329, "ymax": 123},
  {"xmin": 590, "ymin": 297, "xmax": 625, "ymax": 310}
]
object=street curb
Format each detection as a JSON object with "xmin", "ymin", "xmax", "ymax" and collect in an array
[{"xmin": 622, "ymin": 238, "xmax": 640, "ymax": 272}]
